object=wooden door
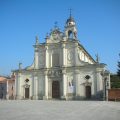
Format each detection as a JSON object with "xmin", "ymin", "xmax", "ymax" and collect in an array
[
  {"xmin": 25, "ymin": 88, "xmax": 29, "ymax": 99},
  {"xmin": 86, "ymin": 86, "xmax": 91, "ymax": 99},
  {"xmin": 52, "ymin": 81, "xmax": 60, "ymax": 99}
]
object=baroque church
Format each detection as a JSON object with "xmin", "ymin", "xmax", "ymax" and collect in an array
[{"xmin": 13, "ymin": 14, "xmax": 110, "ymax": 100}]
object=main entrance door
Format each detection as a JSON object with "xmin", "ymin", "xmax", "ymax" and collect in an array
[
  {"xmin": 86, "ymin": 86, "xmax": 91, "ymax": 99},
  {"xmin": 25, "ymin": 88, "xmax": 29, "ymax": 99},
  {"xmin": 52, "ymin": 81, "xmax": 60, "ymax": 99}
]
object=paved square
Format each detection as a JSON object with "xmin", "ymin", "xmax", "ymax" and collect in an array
[{"xmin": 0, "ymin": 100, "xmax": 120, "ymax": 120}]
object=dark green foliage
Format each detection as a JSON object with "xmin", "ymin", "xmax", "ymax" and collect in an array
[
  {"xmin": 117, "ymin": 53, "xmax": 120, "ymax": 76},
  {"xmin": 110, "ymin": 75, "xmax": 120, "ymax": 88}
]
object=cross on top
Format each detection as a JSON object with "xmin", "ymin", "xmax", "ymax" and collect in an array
[{"xmin": 69, "ymin": 8, "xmax": 72, "ymax": 17}]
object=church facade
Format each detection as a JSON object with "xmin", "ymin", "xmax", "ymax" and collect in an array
[{"xmin": 13, "ymin": 15, "xmax": 110, "ymax": 100}]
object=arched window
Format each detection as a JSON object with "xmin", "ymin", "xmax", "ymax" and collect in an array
[{"xmin": 68, "ymin": 30, "xmax": 73, "ymax": 39}]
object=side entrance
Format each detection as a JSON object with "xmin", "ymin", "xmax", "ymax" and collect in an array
[{"xmin": 25, "ymin": 88, "xmax": 29, "ymax": 99}]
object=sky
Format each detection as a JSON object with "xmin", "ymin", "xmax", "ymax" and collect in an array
[{"xmin": 0, "ymin": 0, "xmax": 120, "ymax": 76}]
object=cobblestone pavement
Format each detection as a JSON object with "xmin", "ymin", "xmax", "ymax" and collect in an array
[{"xmin": 0, "ymin": 100, "xmax": 120, "ymax": 120}]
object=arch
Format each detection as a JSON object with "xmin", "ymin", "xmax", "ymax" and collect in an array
[{"xmin": 68, "ymin": 30, "xmax": 73, "ymax": 38}]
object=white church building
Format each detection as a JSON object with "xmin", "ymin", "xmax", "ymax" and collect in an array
[{"xmin": 13, "ymin": 14, "xmax": 110, "ymax": 100}]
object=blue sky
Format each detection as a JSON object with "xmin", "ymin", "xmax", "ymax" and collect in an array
[{"xmin": 0, "ymin": 0, "xmax": 120, "ymax": 75}]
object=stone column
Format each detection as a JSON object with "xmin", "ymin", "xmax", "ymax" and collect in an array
[
  {"xmin": 30, "ymin": 75, "xmax": 33, "ymax": 99},
  {"xmin": 74, "ymin": 42, "xmax": 78, "ymax": 66},
  {"xmin": 15, "ymin": 74, "xmax": 18, "ymax": 99},
  {"xmin": 31, "ymin": 74, "xmax": 34, "ymax": 99},
  {"xmin": 62, "ymin": 44, "xmax": 66, "ymax": 66},
  {"xmin": 6, "ymin": 80, "xmax": 9, "ymax": 100},
  {"xmin": 43, "ymin": 71, "xmax": 48, "ymax": 100},
  {"xmin": 45, "ymin": 46, "xmax": 48, "ymax": 68},
  {"xmin": 33, "ymin": 76, "xmax": 39, "ymax": 100},
  {"xmin": 16, "ymin": 73, "xmax": 21, "ymax": 99},
  {"xmin": 34, "ymin": 47, "xmax": 39, "ymax": 69},
  {"xmin": 74, "ymin": 70, "xmax": 79, "ymax": 98},
  {"xmin": 96, "ymin": 71, "xmax": 100, "ymax": 91},
  {"xmin": 36, "ymin": 77, "xmax": 39, "ymax": 99},
  {"xmin": 62, "ymin": 70, "xmax": 67, "ymax": 100},
  {"xmin": 103, "ymin": 77, "xmax": 106, "ymax": 100}
]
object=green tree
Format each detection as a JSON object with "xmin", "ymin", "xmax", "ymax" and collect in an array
[
  {"xmin": 117, "ymin": 53, "xmax": 120, "ymax": 76},
  {"xmin": 110, "ymin": 75, "xmax": 120, "ymax": 88}
]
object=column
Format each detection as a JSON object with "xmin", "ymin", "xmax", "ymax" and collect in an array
[
  {"xmin": 96, "ymin": 71, "xmax": 100, "ymax": 92},
  {"xmin": 16, "ymin": 73, "xmax": 21, "ymax": 99},
  {"xmin": 43, "ymin": 72, "xmax": 48, "ymax": 100},
  {"xmin": 62, "ymin": 44, "xmax": 66, "ymax": 66},
  {"xmin": 35, "ymin": 76, "xmax": 39, "ymax": 99},
  {"xmin": 30, "ymin": 75, "xmax": 33, "ymax": 99},
  {"xmin": 15, "ymin": 74, "xmax": 18, "ymax": 99},
  {"xmin": 103, "ymin": 77, "xmax": 106, "ymax": 100},
  {"xmin": 34, "ymin": 48, "xmax": 39, "ymax": 69},
  {"xmin": 74, "ymin": 42, "xmax": 78, "ymax": 66},
  {"xmin": 62, "ymin": 70, "xmax": 67, "ymax": 100},
  {"xmin": 6, "ymin": 80, "xmax": 9, "ymax": 100},
  {"xmin": 33, "ymin": 75, "xmax": 39, "ymax": 99},
  {"xmin": 33, "ymin": 76, "xmax": 38, "ymax": 100},
  {"xmin": 45, "ymin": 46, "xmax": 48, "ymax": 68},
  {"xmin": 31, "ymin": 74, "xmax": 34, "ymax": 99},
  {"xmin": 74, "ymin": 71, "xmax": 79, "ymax": 97}
]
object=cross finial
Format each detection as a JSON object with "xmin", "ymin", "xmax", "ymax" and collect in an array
[
  {"xmin": 69, "ymin": 8, "xmax": 72, "ymax": 17},
  {"xmin": 35, "ymin": 35, "xmax": 39, "ymax": 44},
  {"xmin": 95, "ymin": 53, "xmax": 100, "ymax": 63}
]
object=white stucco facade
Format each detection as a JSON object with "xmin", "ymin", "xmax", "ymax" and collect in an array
[{"xmin": 13, "ymin": 15, "xmax": 110, "ymax": 100}]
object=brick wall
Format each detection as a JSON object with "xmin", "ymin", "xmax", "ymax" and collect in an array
[{"xmin": 108, "ymin": 89, "xmax": 120, "ymax": 101}]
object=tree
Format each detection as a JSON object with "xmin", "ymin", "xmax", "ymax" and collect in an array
[
  {"xmin": 110, "ymin": 74, "xmax": 120, "ymax": 88},
  {"xmin": 117, "ymin": 53, "xmax": 120, "ymax": 76}
]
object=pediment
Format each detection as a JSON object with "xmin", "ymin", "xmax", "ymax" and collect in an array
[{"xmin": 47, "ymin": 28, "xmax": 63, "ymax": 43}]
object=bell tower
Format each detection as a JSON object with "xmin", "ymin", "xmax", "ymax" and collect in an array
[{"xmin": 65, "ymin": 10, "xmax": 77, "ymax": 39}]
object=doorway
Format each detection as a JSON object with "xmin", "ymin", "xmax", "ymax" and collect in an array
[
  {"xmin": 52, "ymin": 81, "xmax": 60, "ymax": 99},
  {"xmin": 25, "ymin": 88, "xmax": 29, "ymax": 99},
  {"xmin": 86, "ymin": 86, "xmax": 91, "ymax": 99}
]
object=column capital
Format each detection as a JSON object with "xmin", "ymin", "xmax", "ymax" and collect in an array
[
  {"xmin": 61, "ymin": 43, "xmax": 66, "ymax": 48},
  {"xmin": 45, "ymin": 45, "xmax": 48, "ymax": 50},
  {"xmin": 44, "ymin": 70, "xmax": 48, "ymax": 75}
]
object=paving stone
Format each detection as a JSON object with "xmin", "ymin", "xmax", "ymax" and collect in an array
[{"xmin": 0, "ymin": 100, "xmax": 120, "ymax": 120}]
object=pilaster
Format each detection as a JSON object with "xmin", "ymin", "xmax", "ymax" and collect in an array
[
  {"xmin": 62, "ymin": 44, "xmax": 66, "ymax": 67},
  {"xmin": 45, "ymin": 46, "xmax": 48, "ymax": 68},
  {"xmin": 74, "ymin": 42, "xmax": 78, "ymax": 66},
  {"xmin": 33, "ymin": 75, "xmax": 39, "ymax": 100},
  {"xmin": 43, "ymin": 71, "xmax": 49, "ymax": 100},
  {"xmin": 34, "ymin": 47, "xmax": 39, "ymax": 69},
  {"xmin": 61, "ymin": 69, "xmax": 67, "ymax": 100}
]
